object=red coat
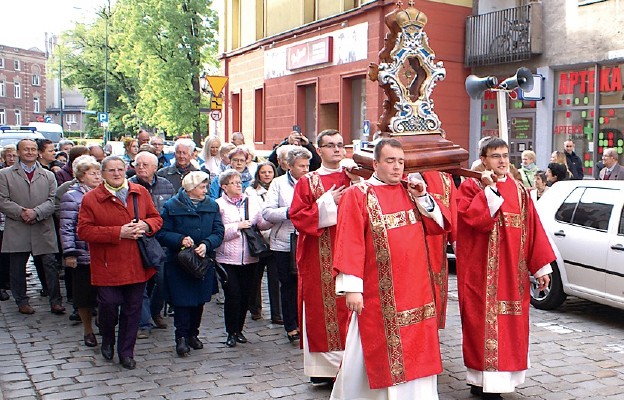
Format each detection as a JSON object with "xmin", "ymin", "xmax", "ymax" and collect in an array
[{"xmin": 77, "ymin": 182, "xmax": 162, "ymax": 287}]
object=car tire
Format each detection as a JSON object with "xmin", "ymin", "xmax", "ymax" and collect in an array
[{"xmin": 530, "ymin": 261, "xmax": 567, "ymax": 310}]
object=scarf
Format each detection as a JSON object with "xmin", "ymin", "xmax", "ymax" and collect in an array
[
  {"xmin": 223, "ymin": 192, "xmax": 245, "ymax": 208},
  {"xmin": 104, "ymin": 179, "xmax": 129, "ymax": 204}
]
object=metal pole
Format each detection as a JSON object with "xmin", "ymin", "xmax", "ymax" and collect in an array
[
  {"xmin": 103, "ymin": 0, "xmax": 110, "ymax": 145},
  {"xmin": 496, "ymin": 90, "xmax": 509, "ymax": 143},
  {"xmin": 58, "ymin": 44, "xmax": 63, "ymax": 130}
]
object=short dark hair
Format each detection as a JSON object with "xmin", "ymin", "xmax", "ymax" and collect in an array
[
  {"xmin": 535, "ymin": 169, "xmax": 547, "ymax": 183},
  {"xmin": 36, "ymin": 138, "xmax": 53, "ymax": 152},
  {"xmin": 373, "ymin": 138, "xmax": 402, "ymax": 161},
  {"xmin": 316, "ymin": 129, "xmax": 340, "ymax": 147},
  {"xmin": 547, "ymin": 163, "xmax": 568, "ymax": 182},
  {"xmin": 479, "ymin": 137, "xmax": 508, "ymax": 157},
  {"xmin": 68, "ymin": 145, "xmax": 89, "ymax": 166}
]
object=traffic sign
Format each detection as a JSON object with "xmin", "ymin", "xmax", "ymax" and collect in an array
[
  {"xmin": 97, "ymin": 112, "xmax": 109, "ymax": 123},
  {"xmin": 210, "ymin": 95, "xmax": 223, "ymax": 110},
  {"xmin": 210, "ymin": 110, "xmax": 222, "ymax": 121},
  {"xmin": 44, "ymin": 116, "xmax": 52, "ymax": 123},
  {"xmin": 205, "ymin": 76, "xmax": 228, "ymax": 95}
]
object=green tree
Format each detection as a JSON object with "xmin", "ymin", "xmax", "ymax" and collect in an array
[{"xmin": 52, "ymin": 0, "xmax": 218, "ymax": 144}]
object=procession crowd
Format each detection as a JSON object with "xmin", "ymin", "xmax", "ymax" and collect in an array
[{"xmin": 2, "ymin": 127, "xmax": 615, "ymax": 399}]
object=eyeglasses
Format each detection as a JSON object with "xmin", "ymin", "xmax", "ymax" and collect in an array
[
  {"xmin": 85, "ymin": 171, "xmax": 101, "ymax": 177},
  {"xmin": 103, "ymin": 168, "xmax": 125, "ymax": 174},
  {"xmin": 230, "ymin": 158, "xmax": 246, "ymax": 163},
  {"xmin": 319, "ymin": 143, "xmax": 344, "ymax": 149},
  {"xmin": 134, "ymin": 162, "xmax": 155, "ymax": 168},
  {"xmin": 226, "ymin": 181, "xmax": 242, "ymax": 186},
  {"xmin": 152, "ymin": 143, "xmax": 164, "ymax": 147},
  {"xmin": 486, "ymin": 153, "xmax": 509, "ymax": 160}
]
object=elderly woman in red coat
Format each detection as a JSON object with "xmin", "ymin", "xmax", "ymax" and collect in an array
[{"xmin": 78, "ymin": 155, "xmax": 162, "ymax": 370}]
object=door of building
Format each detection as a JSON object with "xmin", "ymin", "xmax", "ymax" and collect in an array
[{"xmin": 508, "ymin": 111, "xmax": 535, "ymax": 168}]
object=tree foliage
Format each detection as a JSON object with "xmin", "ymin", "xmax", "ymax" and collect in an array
[{"xmin": 53, "ymin": 0, "xmax": 218, "ymax": 141}]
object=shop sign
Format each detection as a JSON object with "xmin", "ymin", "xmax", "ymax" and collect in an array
[
  {"xmin": 558, "ymin": 66, "xmax": 622, "ymax": 95},
  {"xmin": 287, "ymin": 37, "xmax": 333, "ymax": 70}
]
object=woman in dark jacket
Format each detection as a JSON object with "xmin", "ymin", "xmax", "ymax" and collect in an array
[
  {"xmin": 59, "ymin": 155, "xmax": 102, "ymax": 348},
  {"xmin": 157, "ymin": 171, "xmax": 224, "ymax": 356}
]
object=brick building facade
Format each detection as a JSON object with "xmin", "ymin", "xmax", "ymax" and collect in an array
[{"xmin": 0, "ymin": 45, "xmax": 47, "ymax": 126}]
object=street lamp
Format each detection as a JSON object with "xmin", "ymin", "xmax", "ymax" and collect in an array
[{"xmin": 103, "ymin": 0, "xmax": 110, "ymax": 145}]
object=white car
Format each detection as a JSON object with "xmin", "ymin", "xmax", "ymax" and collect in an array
[
  {"xmin": 531, "ymin": 180, "xmax": 624, "ymax": 310},
  {"xmin": 0, "ymin": 126, "xmax": 45, "ymax": 147}
]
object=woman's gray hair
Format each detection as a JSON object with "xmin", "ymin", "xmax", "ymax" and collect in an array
[
  {"xmin": 73, "ymin": 155, "xmax": 100, "ymax": 180},
  {"xmin": 276, "ymin": 145, "xmax": 298, "ymax": 161},
  {"xmin": 1, "ymin": 144, "xmax": 16, "ymax": 158},
  {"xmin": 286, "ymin": 147, "xmax": 312, "ymax": 167},
  {"xmin": 101, "ymin": 155, "xmax": 127, "ymax": 170},
  {"xmin": 219, "ymin": 169, "xmax": 242, "ymax": 186}
]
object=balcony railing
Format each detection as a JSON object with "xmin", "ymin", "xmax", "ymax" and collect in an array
[{"xmin": 465, "ymin": 4, "xmax": 542, "ymax": 67}]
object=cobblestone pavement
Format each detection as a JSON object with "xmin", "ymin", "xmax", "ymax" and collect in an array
[{"xmin": 2, "ymin": 264, "xmax": 624, "ymax": 399}]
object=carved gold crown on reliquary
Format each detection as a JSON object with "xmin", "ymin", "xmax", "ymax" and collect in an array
[{"xmin": 370, "ymin": 0, "xmax": 446, "ymax": 136}]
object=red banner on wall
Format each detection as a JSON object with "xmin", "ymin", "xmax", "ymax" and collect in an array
[{"xmin": 287, "ymin": 37, "xmax": 333, "ymax": 70}]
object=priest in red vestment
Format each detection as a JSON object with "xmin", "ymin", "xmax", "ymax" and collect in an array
[
  {"xmin": 330, "ymin": 138, "xmax": 450, "ymax": 399},
  {"xmin": 456, "ymin": 137, "xmax": 555, "ymax": 399},
  {"xmin": 422, "ymin": 171, "xmax": 457, "ymax": 329},
  {"xmin": 289, "ymin": 129, "xmax": 361, "ymax": 383}
]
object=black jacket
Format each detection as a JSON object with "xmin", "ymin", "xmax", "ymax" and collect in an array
[{"xmin": 565, "ymin": 151, "xmax": 584, "ymax": 180}]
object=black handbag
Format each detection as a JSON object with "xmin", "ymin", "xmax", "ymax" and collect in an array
[
  {"xmin": 132, "ymin": 194, "xmax": 166, "ymax": 269},
  {"xmin": 241, "ymin": 199, "xmax": 272, "ymax": 258},
  {"xmin": 177, "ymin": 246, "xmax": 214, "ymax": 279},
  {"xmin": 289, "ymin": 232, "xmax": 298, "ymax": 275}
]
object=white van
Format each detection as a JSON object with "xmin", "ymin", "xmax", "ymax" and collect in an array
[{"xmin": 28, "ymin": 122, "xmax": 64, "ymax": 143}]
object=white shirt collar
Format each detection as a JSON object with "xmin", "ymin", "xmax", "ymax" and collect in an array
[{"xmin": 317, "ymin": 164, "xmax": 342, "ymax": 175}]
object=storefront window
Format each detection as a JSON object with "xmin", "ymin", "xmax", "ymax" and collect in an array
[
  {"xmin": 553, "ymin": 67, "xmax": 596, "ymax": 176},
  {"xmin": 554, "ymin": 65, "xmax": 624, "ymax": 177}
]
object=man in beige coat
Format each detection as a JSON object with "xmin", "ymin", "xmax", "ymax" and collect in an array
[{"xmin": 0, "ymin": 139, "xmax": 64, "ymax": 315}]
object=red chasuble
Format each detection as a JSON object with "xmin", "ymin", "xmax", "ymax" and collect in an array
[
  {"xmin": 333, "ymin": 182, "xmax": 449, "ymax": 389},
  {"xmin": 422, "ymin": 171, "xmax": 457, "ymax": 329},
  {"xmin": 290, "ymin": 170, "xmax": 352, "ymax": 353},
  {"xmin": 456, "ymin": 176, "xmax": 555, "ymax": 373}
]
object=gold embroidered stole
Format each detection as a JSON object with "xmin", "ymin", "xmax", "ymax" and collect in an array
[
  {"xmin": 482, "ymin": 178, "xmax": 529, "ymax": 371},
  {"xmin": 428, "ymin": 173, "xmax": 452, "ymax": 327},
  {"xmin": 363, "ymin": 184, "xmax": 436, "ymax": 385},
  {"xmin": 308, "ymin": 172, "xmax": 341, "ymax": 351}
]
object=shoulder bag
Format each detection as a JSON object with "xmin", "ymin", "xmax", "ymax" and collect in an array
[
  {"xmin": 241, "ymin": 198, "xmax": 272, "ymax": 258},
  {"xmin": 132, "ymin": 193, "xmax": 166, "ymax": 269}
]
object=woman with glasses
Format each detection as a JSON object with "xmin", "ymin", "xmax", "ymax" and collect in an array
[
  {"xmin": 77, "ymin": 156, "xmax": 163, "ymax": 370},
  {"xmin": 209, "ymin": 147, "xmax": 253, "ymax": 199},
  {"xmin": 59, "ymin": 155, "xmax": 102, "ymax": 348},
  {"xmin": 215, "ymin": 170, "xmax": 272, "ymax": 347}
]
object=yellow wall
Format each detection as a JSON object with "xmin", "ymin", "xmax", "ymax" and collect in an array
[{"xmin": 223, "ymin": 0, "xmax": 472, "ymax": 52}]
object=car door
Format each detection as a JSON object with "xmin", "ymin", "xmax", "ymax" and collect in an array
[
  {"xmin": 551, "ymin": 187, "xmax": 613, "ymax": 295},
  {"xmin": 605, "ymin": 201, "xmax": 624, "ymax": 300}
]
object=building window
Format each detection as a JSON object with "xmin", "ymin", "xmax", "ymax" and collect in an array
[
  {"xmin": 0, "ymin": 80, "xmax": 5, "ymax": 97},
  {"xmin": 0, "ymin": 58, "xmax": 4, "ymax": 69},
  {"xmin": 0, "ymin": 109, "xmax": 5, "ymax": 125},
  {"xmin": 15, "ymin": 110, "xmax": 21, "ymax": 125},
  {"xmin": 14, "ymin": 81, "xmax": 21, "ymax": 99},
  {"xmin": 14, "ymin": 60, "xmax": 20, "ymax": 71},
  {"xmin": 66, "ymin": 114, "xmax": 77, "ymax": 124},
  {"xmin": 34, "ymin": 97, "xmax": 40, "ymax": 113},
  {"xmin": 254, "ymin": 88, "xmax": 264, "ymax": 143},
  {"xmin": 32, "ymin": 74, "xmax": 41, "ymax": 86},
  {"xmin": 231, "ymin": 92, "xmax": 241, "ymax": 139}
]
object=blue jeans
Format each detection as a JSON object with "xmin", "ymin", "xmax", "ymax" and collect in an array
[{"xmin": 139, "ymin": 262, "xmax": 165, "ymax": 330}]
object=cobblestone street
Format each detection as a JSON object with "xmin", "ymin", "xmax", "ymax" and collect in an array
[{"xmin": 2, "ymin": 264, "xmax": 624, "ymax": 399}]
